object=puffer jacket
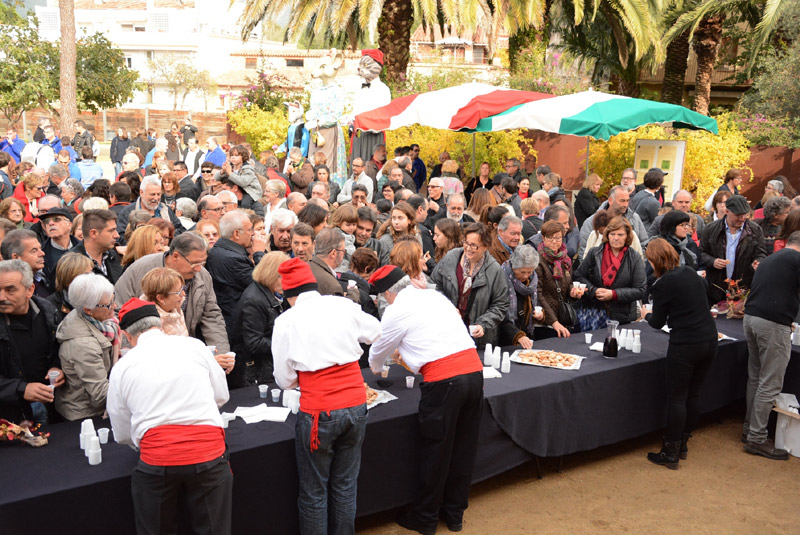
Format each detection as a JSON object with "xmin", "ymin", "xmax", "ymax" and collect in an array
[
  {"xmin": 699, "ymin": 218, "xmax": 766, "ymax": 304},
  {"xmin": 574, "ymin": 243, "xmax": 647, "ymax": 324},
  {"xmin": 54, "ymin": 310, "xmax": 113, "ymax": 421},
  {"xmin": 431, "ymin": 248, "xmax": 510, "ymax": 348}
]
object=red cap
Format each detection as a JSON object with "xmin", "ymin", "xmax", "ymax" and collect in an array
[
  {"xmin": 118, "ymin": 297, "xmax": 159, "ymax": 330},
  {"xmin": 361, "ymin": 49, "xmax": 384, "ymax": 66},
  {"xmin": 368, "ymin": 265, "xmax": 406, "ymax": 294},
  {"xmin": 278, "ymin": 258, "xmax": 318, "ymax": 298}
]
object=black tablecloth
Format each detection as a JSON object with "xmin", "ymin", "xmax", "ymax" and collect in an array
[{"xmin": 2, "ymin": 318, "xmax": 798, "ymax": 534}]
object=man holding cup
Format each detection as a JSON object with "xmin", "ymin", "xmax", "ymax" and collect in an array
[
  {"xmin": 272, "ymin": 258, "xmax": 382, "ymax": 535},
  {"xmin": 368, "ymin": 265, "xmax": 483, "ymax": 535},
  {"xmin": 107, "ymin": 298, "xmax": 232, "ymax": 535}
]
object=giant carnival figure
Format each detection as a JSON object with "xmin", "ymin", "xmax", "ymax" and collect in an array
[
  {"xmin": 277, "ymin": 100, "xmax": 310, "ymax": 160},
  {"xmin": 350, "ymin": 49, "xmax": 391, "ymax": 165},
  {"xmin": 305, "ymin": 49, "xmax": 347, "ymax": 189}
]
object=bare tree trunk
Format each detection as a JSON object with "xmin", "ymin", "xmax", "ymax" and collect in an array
[
  {"xmin": 693, "ymin": 15, "xmax": 725, "ymax": 115},
  {"xmin": 661, "ymin": 31, "xmax": 690, "ymax": 105},
  {"xmin": 59, "ymin": 0, "xmax": 78, "ymax": 137},
  {"xmin": 377, "ymin": 0, "xmax": 413, "ymax": 84}
]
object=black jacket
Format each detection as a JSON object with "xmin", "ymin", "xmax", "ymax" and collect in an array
[
  {"xmin": 229, "ymin": 281, "xmax": 286, "ymax": 381},
  {"xmin": 0, "ymin": 296, "xmax": 61, "ymax": 421},
  {"xmin": 177, "ymin": 176, "xmax": 199, "ymax": 201},
  {"xmin": 68, "ymin": 241, "xmax": 123, "ymax": 284},
  {"xmin": 109, "ymin": 137, "xmax": 130, "ymax": 164},
  {"xmin": 699, "ymin": 218, "xmax": 766, "ymax": 304},
  {"xmin": 645, "ymin": 266, "xmax": 717, "ymax": 345},
  {"xmin": 574, "ymin": 244, "xmax": 647, "ymax": 324},
  {"xmin": 574, "ymin": 188, "xmax": 600, "ymax": 229},
  {"xmin": 521, "ymin": 215, "xmax": 543, "ymax": 242},
  {"xmin": 72, "ymin": 131, "xmax": 94, "ymax": 156},
  {"xmin": 206, "ymin": 237, "xmax": 255, "ymax": 337}
]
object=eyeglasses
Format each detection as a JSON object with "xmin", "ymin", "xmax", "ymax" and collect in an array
[
  {"xmin": 178, "ymin": 251, "xmax": 206, "ymax": 268},
  {"xmin": 96, "ymin": 296, "xmax": 115, "ymax": 310},
  {"xmin": 201, "ymin": 170, "xmax": 213, "ymax": 174},
  {"xmin": 463, "ymin": 241, "xmax": 481, "ymax": 250},
  {"xmin": 543, "ymin": 234, "xmax": 563, "ymax": 242},
  {"xmin": 166, "ymin": 289, "xmax": 185, "ymax": 296},
  {"xmin": 678, "ymin": 222, "xmax": 692, "ymax": 229},
  {"xmin": 205, "ymin": 207, "xmax": 224, "ymax": 212},
  {"xmin": 428, "ymin": 185, "xmax": 442, "ymax": 189},
  {"xmin": 334, "ymin": 248, "xmax": 346, "ymax": 254}
]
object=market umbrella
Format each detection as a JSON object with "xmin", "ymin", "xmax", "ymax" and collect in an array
[
  {"xmin": 467, "ymin": 89, "xmax": 719, "ymax": 138},
  {"xmin": 353, "ymin": 82, "xmax": 555, "ymax": 132}
]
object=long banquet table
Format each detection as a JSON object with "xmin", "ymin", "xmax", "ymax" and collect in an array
[{"xmin": 2, "ymin": 318, "xmax": 799, "ymax": 533}]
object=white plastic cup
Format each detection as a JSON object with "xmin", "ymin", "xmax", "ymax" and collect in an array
[
  {"xmin": 97, "ymin": 428, "xmax": 109, "ymax": 444},
  {"xmin": 79, "ymin": 432, "xmax": 86, "ymax": 450},
  {"xmin": 484, "ymin": 344, "xmax": 493, "ymax": 366},
  {"xmin": 271, "ymin": 388, "xmax": 280, "ymax": 402},
  {"xmin": 632, "ymin": 342, "xmax": 642, "ymax": 354},
  {"xmin": 572, "ymin": 281, "xmax": 580, "ymax": 289},
  {"xmin": 88, "ymin": 449, "xmax": 102, "ymax": 466},
  {"xmin": 501, "ymin": 357, "xmax": 511, "ymax": 374},
  {"xmin": 258, "ymin": 385, "xmax": 268, "ymax": 398},
  {"xmin": 289, "ymin": 398, "xmax": 300, "ymax": 414},
  {"xmin": 48, "ymin": 370, "xmax": 59, "ymax": 386},
  {"xmin": 579, "ymin": 283, "xmax": 587, "ymax": 290},
  {"xmin": 469, "ymin": 324, "xmax": 480, "ymax": 337},
  {"xmin": 585, "ymin": 333, "xmax": 592, "ymax": 344},
  {"xmin": 282, "ymin": 390, "xmax": 291, "ymax": 407},
  {"xmin": 406, "ymin": 376, "xmax": 415, "ymax": 389},
  {"xmin": 381, "ymin": 365, "xmax": 389, "ymax": 378},
  {"xmin": 81, "ymin": 432, "xmax": 95, "ymax": 453},
  {"xmin": 81, "ymin": 419, "xmax": 96, "ymax": 434},
  {"xmin": 534, "ymin": 306, "xmax": 543, "ymax": 315}
]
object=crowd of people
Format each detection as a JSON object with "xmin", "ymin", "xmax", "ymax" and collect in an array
[{"xmin": 2, "ymin": 122, "xmax": 800, "ymax": 535}]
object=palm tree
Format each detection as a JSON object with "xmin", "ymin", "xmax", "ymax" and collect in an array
[{"xmin": 665, "ymin": 0, "xmax": 792, "ymax": 114}]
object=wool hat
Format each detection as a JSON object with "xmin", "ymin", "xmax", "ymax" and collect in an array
[
  {"xmin": 361, "ymin": 49, "xmax": 384, "ymax": 66},
  {"xmin": 278, "ymin": 258, "xmax": 318, "ymax": 298},
  {"xmin": 725, "ymin": 195, "xmax": 751, "ymax": 215},
  {"xmin": 38, "ymin": 207, "xmax": 73, "ymax": 222},
  {"xmin": 118, "ymin": 297, "xmax": 159, "ymax": 331},
  {"xmin": 368, "ymin": 265, "xmax": 406, "ymax": 294}
]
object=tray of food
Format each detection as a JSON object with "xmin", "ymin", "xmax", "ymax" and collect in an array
[
  {"xmin": 365, "ymin": 383, "xmax": 397, "ymax": 409},
  {"xmin": 510, "ymin": 349, "xmax": 584, "ymax": 370}
]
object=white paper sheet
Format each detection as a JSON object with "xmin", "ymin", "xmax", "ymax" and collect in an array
[
  {"xmin": 230, "ymin": 404, "xmax": 291, "ymax": 424},
  {"xmin": 483, "ymin": 367, "xmax": 502, "ymax": 379}
]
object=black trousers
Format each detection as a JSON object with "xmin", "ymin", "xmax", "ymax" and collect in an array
[
  {"xmin": 131, "ymin": 453, "xmax": 233, "ymax": 535},
  {"xmin": 664, "ymin": 340, "xmax": 718, "ymax": 442},
  {"xmin": 412, "ymin": 371, "xmax": 483, "ymax": 527}
]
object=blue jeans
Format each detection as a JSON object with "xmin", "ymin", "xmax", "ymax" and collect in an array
[
  {"xmin": 114, "ymin": 162, "xmax": 122, "ymax": 176},
  {"xmin": 295, "ymin": 404, "xmax": 368, "ymax": 535}
]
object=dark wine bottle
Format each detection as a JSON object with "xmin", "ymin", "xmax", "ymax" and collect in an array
[{"xmin": 603, "ymin": 337, "xmax": 618, "ymax": 359}]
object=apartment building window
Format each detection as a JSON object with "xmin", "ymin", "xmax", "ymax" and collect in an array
[
  {"xmin": 287, "ymin": 59, "xmax": 304, "ymax": 67},
  {"xmin": 148, "ymin": 13, "xmax": 169, "ymax": 32},
  {"xmin": 125, "ymin": 57, "xmax": 133, "ymax": 68}
]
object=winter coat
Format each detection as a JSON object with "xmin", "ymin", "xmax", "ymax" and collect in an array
[
  {"xmin": 205, "ymin": 238, "xmax": 255, "ymax": 336},
  {"xmin": 309, "ymin": 256, "xmax": 345, "ymax": 297},
  {"xmin": 229, "ymin": 281, "xmax": 285, "ymax": 381},
  {"xmin": 109, "ymin": 136, "xmax": 130, "ymax": 164},
  {"xmin": 54, "ymin": 310, "xmax": 113, "ymax": 421},
  {"xmin": 69, "ymin": 241, "xmax": 123, "ymax": 285},
  {"xmin": 574, "ymin": 188, "xmax": 600, "ymax": 229},
  {"xmin": 431, "ymin": 248, "xmax": 510, "ymax": 348},
  {"xmin": 574, "ymin": 244, "xmax": 647, "ymax": 324},
  {"xmin": 115, "ymin": 198, "xmax": 184, "ymax": 244},
  {"xmin": 577, "ymin": 203, "xmax": 649, "ymax": 258},
  {"xmin": 535, "ymin": 255, "xmax": 574, "ymax": 327},
  {"xmin": 72, "ymin": 130, "xmax": 94, "ymax": 156},
  {"xmin": 699, "ymin": 218, "xmax": 766, "ymax": 304}
]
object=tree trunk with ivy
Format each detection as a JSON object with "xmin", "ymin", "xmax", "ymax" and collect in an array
[
  {"xmin": 58, "ymin": 0, "xmax": 77, "ymax": 136},
  {"xmin": 661, "ymin": 30, "xmax": 690, "ymax": 105},
  {"xmin": 693, "ymin": 15, "xmax": 725, "ymax": 115},
  {"xmin": 377, "ymin": 0, "xmax": 413, "ymax": 85}
]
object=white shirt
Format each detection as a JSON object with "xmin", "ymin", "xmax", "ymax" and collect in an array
[
  {"xmin": 369, "ymin": 287, "xmax": 475, "ymax": 374},
  {"xmin": 107, "ymin": 329, "xmax": 229, "ymax": 448},
  {"xmin": 338, "ymin": 171, "xmax": 375, "ymax": 204},
  {"xmin": 184, "ymin": 148, "xmax": 203, "ymax": 175},
  {"xmin": 272, "ymin": 291, "xmax": 382, "ymax": 390}
]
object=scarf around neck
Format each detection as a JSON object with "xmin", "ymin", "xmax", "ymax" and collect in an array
[
  {"xmin": 82, "ymin": 312, "xmax": 121, "ymax": 363},
  {"xmin": 537, "ymin": 241, "xmax": 571, "ymax": 279},
  {"xmin": 664, "ymin": 233, "xmax": 696, "ymax": 266},
  {"xmin": 601, "ymin": 243, "xmax": 628, "ymax": 287},
  {"xmin": 502, "ymin": 260, "xmax": 538, "ymax": 331}
]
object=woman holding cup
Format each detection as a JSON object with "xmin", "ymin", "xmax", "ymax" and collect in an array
[
  {"xmin": 535, "ymin": 221, "xmax": 582, "ymax": 338},
  {"xmin": 498, "ymin": 245, "xmax": 544, "ymax": 349}
]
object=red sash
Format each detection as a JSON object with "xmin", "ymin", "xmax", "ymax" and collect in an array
[
  {"xmin": 140, "ymin": 425, "xmax": 225, "ymax": 466},
  {"xmin": 419, "ymin": 348, "xmax": 482, "ymax": 383},
  {"xmin": 297, "ymin": 361, "xmax": 366, "ymax": 452}
]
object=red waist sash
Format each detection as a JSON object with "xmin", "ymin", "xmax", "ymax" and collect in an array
[
  {"xmin": 419, "ymin": 348, "xmax": 482, "ymax": 383},
  {"xmin": 140, "ymin": 425, "xmax": 225, "ymax": 466},
  {"xmin": 297, "ymin": 361, "xmax": 366, "ymax": 451}
]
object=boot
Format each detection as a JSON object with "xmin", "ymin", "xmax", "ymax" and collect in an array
[
  {"xmin": 647, "ymin": 440, "xmax": 680, "ymax": 470},
  {"xmin": 679, "ymin": 433, "xmax": 691, "ymax": 460}
]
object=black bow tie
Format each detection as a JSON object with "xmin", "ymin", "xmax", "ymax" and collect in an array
[{"xmin": 361, "ymin": 82, "xmax": 371, "ymax": 88}]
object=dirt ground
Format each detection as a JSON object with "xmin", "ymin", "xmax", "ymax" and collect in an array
[{"xmin": 356, "ymin": 405, "xmax": 800, "ymax": 534}]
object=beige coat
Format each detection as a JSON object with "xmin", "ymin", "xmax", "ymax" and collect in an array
[{"xmin": 55, "ymin": 310, "xmax": 113, "ymax": 421}]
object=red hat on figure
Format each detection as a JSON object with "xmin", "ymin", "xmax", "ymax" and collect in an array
[
  {"xmin": 361, "ymin": 49, "xmax": 384, "ymax": 66},
  {"xmin": 279, "ymin": 258, "xmax": 319, "ymax": 298}
]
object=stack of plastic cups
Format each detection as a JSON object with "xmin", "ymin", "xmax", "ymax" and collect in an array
[
  {"xmin": 87, "ymin": 436, "xmax": 102, "ymax": 465},
  {"xmin": 625, "ymin": 329, "xmax": 635, "ymax": 351},
  {"xmin": 632, "ymin": 330, "xmax": 642, "ymax": 354},
  {"xmin": 484, "ymin": 344, "xmax": 493, "ymax": 366},
  {"xmin": 80, "ymin": 419, "xmax": 96, "ymax": 450},
  {"xmin": 492, "ymin": 347, "xmax": 501, "ymax": 369},
  {"xmin": 501, "ymin": 353, "xmax": 511, "ymax": 373}
]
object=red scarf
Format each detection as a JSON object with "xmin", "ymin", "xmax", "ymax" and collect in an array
[{"xmin": 601, "ymin": 243, "xmax": 628, "ymax": 288}]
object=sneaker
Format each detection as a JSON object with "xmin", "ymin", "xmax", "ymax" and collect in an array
[{"xmin": 743, "ymin": 439, "xmax": 790, "ymax": 460}]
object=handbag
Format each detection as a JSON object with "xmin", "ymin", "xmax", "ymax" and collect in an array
[{"xmin": 555, "ymin": 285, "xmax": 578, "ymax": 328}]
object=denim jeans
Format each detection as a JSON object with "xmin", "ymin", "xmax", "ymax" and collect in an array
[{"xmin": 295, "ymin": 403, "xmax": 368, "ymax": 535}]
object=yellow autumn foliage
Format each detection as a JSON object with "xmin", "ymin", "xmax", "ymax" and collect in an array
[
  {"xmin": 227, "ymin": 106, "xmax": 290, "ymax": 155},
  {"xmin": 588, "ymin": 113, "xmax": 751, "ymax": 212},
  {"xmin": 386, "ymin": 127, "xmax": 533, "ymax": 181}
]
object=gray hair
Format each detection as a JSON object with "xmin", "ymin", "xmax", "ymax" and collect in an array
[
  {"xmin": 396, "ymin": 156, "xmax": 411, "ymax": 168},
  {"xmin": 608, "ymin": 185, "xmax": 627, "ymax": 200},
  {"xmin": 0, "ymin": 259, "xmax": 33, "ymax": 287},
  {"xmin": 265, "ymin": 156, "xmax": 279, "ymax": 169},
  {"xmin": 61, "ymin": 178, "xmax": 85, "ymax": 197},
  {"xmin": 271, "ymin": 208, "xmax": 298, "ymax": 230},
  {"xmin": 510, "ymin": 244, "xmax": 539, "ymax": 270},
  {"xmin": 672, "ymin": 189, "xmax": 692, "ymax": 202},
  {"xmin": 266, "ymin": 179, "xmax": 286, "ymax": 197},
  {"xmin": 219, "ymin": 210, "xmax": 251, "ymax": 239},
  {"xmin": 216, "ymin": 190, "xmax": 237, "ymax": 204},
  {"xmin": 141, "ymin": 175, "xmax": 162, "ymax": 191},
  {"xmin": 169, "ymin": 232, "xmax": 207, "ymax": 256},
  {"xmin": 124, "ymin": 316, "xmax": 162, "ymax": 336},
  {"xmin": 532, "ymin": 190, "xmax": 550, "ymax": 206},
  {"xmin": 543, "ymin": 205, "xmax": 569, "ymax": 222},
  {"xmin": 507, "ymin": 157, "xmax": 521, "ymax": 168},
  {"xmin": 48, "ymin": 163, "xmax": 69, "ymax": 180},
  {"xmin": 314, "ymin": 228, "xmax": 345, "ymax": 257},
  {"xmin": 176, "ymin": 198, "xmax": 197, "ymax": 219},
  {"xmin": 498, "ymin": 215, "xmax": 522, "ymax": 231},
  {"xmin": 0, "ymin": 229, "xmax": 38, "ymax": 260},
  {"xmin": 81, "ymin": 197, "xmax": 109, "ymax": 211},
  {"xmin": 288, "ymin": 147, "xmax": 302, "ymax": 159},
  {"xmin": 763, "ymin": 196, "xmax": 792, "ymax": 221},
  {"xmin": 768, "ymin": 179, "xmax": 785, "ymax": 194},
  {"xmin": 311, "ymin": 181, "xmax": 330, "ymax": 196},
  {"xmin": 386, "ymin": 275, "xmax": 412, "ymax": 295},
  {"xmin": 622, "ymin": 168, "xmax": 638, "ymax": 179},
  {"xmin": 68, "ymin": 273, "xmax": 114, "ymax": 311},
  {"xmin": 447, "ymin": 192, "xmax": 465, "ymax": 207}
]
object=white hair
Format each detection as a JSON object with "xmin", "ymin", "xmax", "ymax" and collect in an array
[
  {"xmin": 176, "ymin": 198, "xmax": 197, "ymax": 218},
  {"xmin": 447, "ymin": 192, "xmax": 465, "ymax": 206},
  {"xmin": 124, "ymin": 316, "xmax": 162, "ymax": 336},
  {"xmin": 270, "ymin": 208, "xmax": 298, "ymax": 229},
  {"xmin": 68, "ymin": 273, "xmax": 114, "ymax": 311},
  {"xmin": 510, "ymin": 244, "xmax": 539, "ymax": 269},
  {"xmin": 141, "ymin": 175, "xmax": 162, "ymax": 191},
  {"xmin": 81, "ymin": 197, "xmax": 109, "ymax": 211},
  {"xmin": 216, "ymin": 190, "xmax": 237, "ymax": 203},
  {"xmin": 385, "ymin": 275, "xmax": 412, "ymax": 296},
  {"xmin": 154, "ymin": 138, "xmax": 168, "ymax": 152},
  {"xmin": 219, "ymin": 210, "xmax": 251, "ymax": 239},
  {"xmin": 266, "ymin": 179, "xmax": 286, "ymax": 197},
  {"xmin": 768, "ymin": 179, "xmax": 784, "ymax": 193},
  {"xmin": 0, "ymin": 259, "xmax": 33, "ymax": 287}
]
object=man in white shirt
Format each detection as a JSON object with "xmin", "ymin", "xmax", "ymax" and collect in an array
[
  {"xmin": 368, "ymin": 266, "xmax": 483, "ymax": 535},
  {"xmin": 107, "ymin": 298, "xmax": 232, "ymax": 535},
  {"xmin": 272, "ymin": 258, "xmax": 382, "ymax": 535},
  {"xmin": 337, "ymin": 158, "xmax": 374, "ymax": 204}
]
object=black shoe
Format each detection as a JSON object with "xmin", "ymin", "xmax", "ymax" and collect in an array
[
  {"xmin": 439, "ymin": 512, "xmax": 462, "ymax": 532},
  {"xmin": 743, "ymin": 439, "xmax": 790, "ymax": 460},
  {"xmin": 397, "ymin": 511, "xmax": 436, "ymax": 535},
  {"xmin": 741, "ymin": 432, "xmax": 748, "ymax": 444},
  {"xmin": 647, "ymin": 440, "xmax": 680, "ymax": 470},
  {"xmin": 679, "ymin": 433, "xmax": 691, "ymax": 460}
]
